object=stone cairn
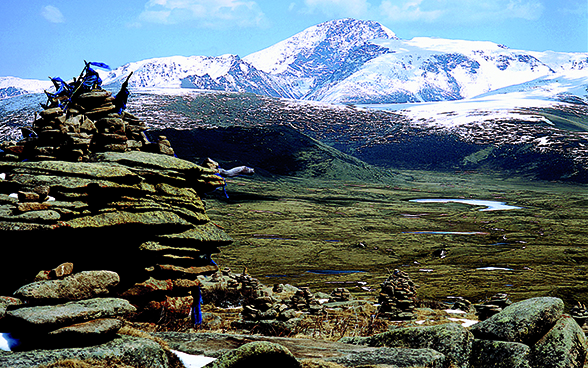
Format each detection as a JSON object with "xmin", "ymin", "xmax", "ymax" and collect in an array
[
  {"xmin": 329, "ymin": 287, "xmax": 353, "ymax": 303},
  {"xmin": 0, "ymin": 88, "xmax": 174, "ymax": 162},
  {"xmin": 377, "ymin": 269, "xmax": 417, "ymax": 320},
  {"xmin": 474, "ymin": 292, "xmax": 512, "ymax": 321},
  {"xmin": 571, "ymin": 302, "xmax": 588, "ymax": 330},
  {"xmin": 0, "ymin": 262, "xmax": 135, "ymax": 351},
  {"xmin": 288, "ymin": 287, "xmax": 324, "ymax": 315},
  {"xmin": 0, "ymin": 65, "xmax": 232, "ymax": 325}
]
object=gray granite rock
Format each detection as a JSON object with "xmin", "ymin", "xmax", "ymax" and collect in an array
[{"xmin": 470, "ymin": 297, "xmax": 564, "ymax": 345}]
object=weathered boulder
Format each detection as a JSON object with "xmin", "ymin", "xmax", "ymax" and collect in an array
[
  {"xmin": 3, "ymin": 297, "xmax": 135, "ymax": 334},
  {"xmin": 205, "ymin": 341, "xmax": 301, "ymax": 368},
  {"xmin": 341, "ymin": 323, "xmax": 472, "ymax": 368},
  {"xmin": 470, "ymin": 339, "xmax": 531, "ymax": 368},
  {"xmin": 0, "ymin": 335, "xmax": 172, "ymax": 368},
  {"xmin": 470, "ymin": 297, "xmax": 564, "ymax": 345},
  {"xmin": 530, "ymin": 314, "xmax": 587, "ymax": 368},
  {"xmin": 13, "ymin": 271, "xmax": 120, "ymax": 303}
]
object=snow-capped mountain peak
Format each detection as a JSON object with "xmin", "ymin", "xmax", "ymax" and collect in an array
[{"xmin": 244, "ymin": 18, "xmax": 397, "ymax": 75}]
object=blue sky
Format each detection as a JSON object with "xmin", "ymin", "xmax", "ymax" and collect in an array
[{"xmin": 1, "ymin": 0, "xmax": 586, "ymax": 80}]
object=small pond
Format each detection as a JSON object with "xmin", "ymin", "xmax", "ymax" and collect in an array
[{"xmin": 409, "ymin": 199, "xmax": 521, "ymax": 211}]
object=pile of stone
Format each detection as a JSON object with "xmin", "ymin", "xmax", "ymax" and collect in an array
[
  {"xmin": 329, "ymin": 287, "xmax": 353, "ymax": 303},
  {"xmin": 0, "ymin": 264, "xmax": 135, "ymax": 351},
  {"xmin": 0, "ymin": 88, "xmax": 175, "ymax": 163},
  {"xmin": 0, "ymin": 150, "xmax": 231, "ymax": 323},
  {"xmin": 227, "ymin": 272, "xmax": 262, "ymax": 297},
  {"xmin": 288, "ymin": 287, "xmax": 324, "ymax": 315},
  {"xmin": 377, "ymin": 269, "xmax": 417, "ymax": 320},
  {"xmin": 474, "ymin": 293, "xmax": 512, "ymax": 321},
  {"xmin": 571, "ymin": 302, "xmax": 588, "ymax": 329}
]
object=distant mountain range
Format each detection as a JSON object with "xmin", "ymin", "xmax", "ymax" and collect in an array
[{"xmin": 2, "ymin": 18, "xmax": 587, "ymax": 104}]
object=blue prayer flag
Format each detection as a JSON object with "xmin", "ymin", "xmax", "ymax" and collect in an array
[{"xmin": 89, "ymin": 62, "xmax": 111, "ymax": 70}]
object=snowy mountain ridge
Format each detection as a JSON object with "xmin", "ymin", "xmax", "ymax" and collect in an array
[{"xmin": 2, "ymin": 18, "xmax": 587, "ymax": 104}]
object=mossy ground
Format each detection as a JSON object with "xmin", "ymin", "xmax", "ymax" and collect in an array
[{"xmin": 204, "ymin": 170, "xmax": 588, "ymax": 309}]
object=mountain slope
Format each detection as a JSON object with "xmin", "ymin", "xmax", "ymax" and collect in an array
[
  {"xmin": 0, "ymin": 77, "xmax": 52, "ymax": 99},
  {"xmin": 146, "ymin": 124, "xmax": 393, "ymax": 182}
]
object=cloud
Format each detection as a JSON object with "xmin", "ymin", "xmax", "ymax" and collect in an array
[
  {"xmin": 301, "ymin": 0, "xmax": 370, "ymax": 18},
  {"xmin": 137, "ymin": 0, "xmax": 268, "ymax": 28},
  {"xmin": 376, "ymin": 0, "xmax": 545, "ymax": 23},
  {"xmin": 41, "ymin": 5, "xmax": 65, "ymax": 23},
  {"xmin": 379, "ymin": 0, "xmax": 443, "ymax": 22}
]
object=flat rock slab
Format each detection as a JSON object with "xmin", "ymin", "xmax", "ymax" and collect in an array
[
  {"xmin": 5, "ymin": 297, "xmax": 135, "ymax": 333},
  {"xmin": 326, "ymin": 346, "xmax": 446, "ymax": 368},
  {"xmin": 14, "ymin": 271, "xmax": 120, "ymax": 302},
  {"xmin": 48, "ymin": 318, "xmax": 123, "ymax": 336}
]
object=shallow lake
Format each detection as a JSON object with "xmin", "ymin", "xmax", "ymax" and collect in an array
[{"xmin": 409, "ymin": 198, "xmax": 522, "ymax": 211}]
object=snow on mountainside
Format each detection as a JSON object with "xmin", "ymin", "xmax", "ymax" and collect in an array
[
  {"xmin": 102, "ymin": 55, "xmax": 242, "ymax": 89},
  {"xmin": 312, "ymin": 38, "xmax": 561, "ymax": 103},
  {"xmin": 244, "ymin": 18, "xmax": 397, "ymax": 98},
  {"xmin": 2, "ymin": 18, "xmax": 587, "ymax": 105},
  {"xmin": 0, "ymin": 77, "xmax": 52, "ymax": 99}
]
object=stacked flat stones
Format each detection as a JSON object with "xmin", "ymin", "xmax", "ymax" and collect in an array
[
  {"xmin": 0, "ymin": 150, "xmax": 231, "ymax": 323},
  {"xmin": 377, "ymin": 269, "xmax": 417, "ymax": 320},
  {"xmin": 0, "ymin": 88, "xmax": 173, "ymax": 162},
  {"xmin": 0, "ymin": 263, "xmax": 135, "ymax": 351}
]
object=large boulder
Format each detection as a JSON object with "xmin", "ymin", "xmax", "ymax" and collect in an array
[
  {"xmin": 13, "ymin": 271, "xmax": 120, "ymax": 303},
  {"xmin": 205, "ymin": 341, "xmax": 301, "ymax": 368},
  {"xmin": 341, "ymin": 323, "xmax": 473, "ymax": 368},
  {"xmin": 530, "ymin": 314, "xmax": 587, "ymax": 368},
  {"xmin": 470, "ymin": 297, "xmax": 564, "ymax": 345}
]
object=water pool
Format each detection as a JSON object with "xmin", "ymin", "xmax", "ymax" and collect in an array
[{"xmin": 410, "ymin": 198, "xmax": 521, "ymax": 211}]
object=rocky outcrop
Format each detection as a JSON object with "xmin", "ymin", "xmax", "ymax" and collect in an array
[
  {"xmin": 0, "ymin": 151, "xmax": 230, "ymax": 305},
  {"xmin": 470, "ymin": 297, "xmax": 564, "ymax": 345},
  {"xmin": 341, "ymin": 323, "xmax": 473, "ymax": 368},
  {"xmin": 0, "ymin": 335, "xmax": 172, "ymax": 368}
]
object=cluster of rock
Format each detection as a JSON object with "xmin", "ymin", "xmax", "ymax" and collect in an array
[
  {"xmin": 474, "ymin": 293, "xmax": 512, "ymax": 321},
  {"xmin": 0, "ymin": 150, "xmax": 231, "ymax": 323},
  {"xmin": 0, "ymin": 88, "xmax": 175, "ymax": 163},
  {"xmin": 377, "ymin": 269, "xmax": 417, "ymax": 320},
  {"xmin": 0, "ymin": 266, "xmax": 134, "ymax": 351},
  {"xmin": 342, "ymin": 296, "xmax": 587, "ymax": 368}
]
